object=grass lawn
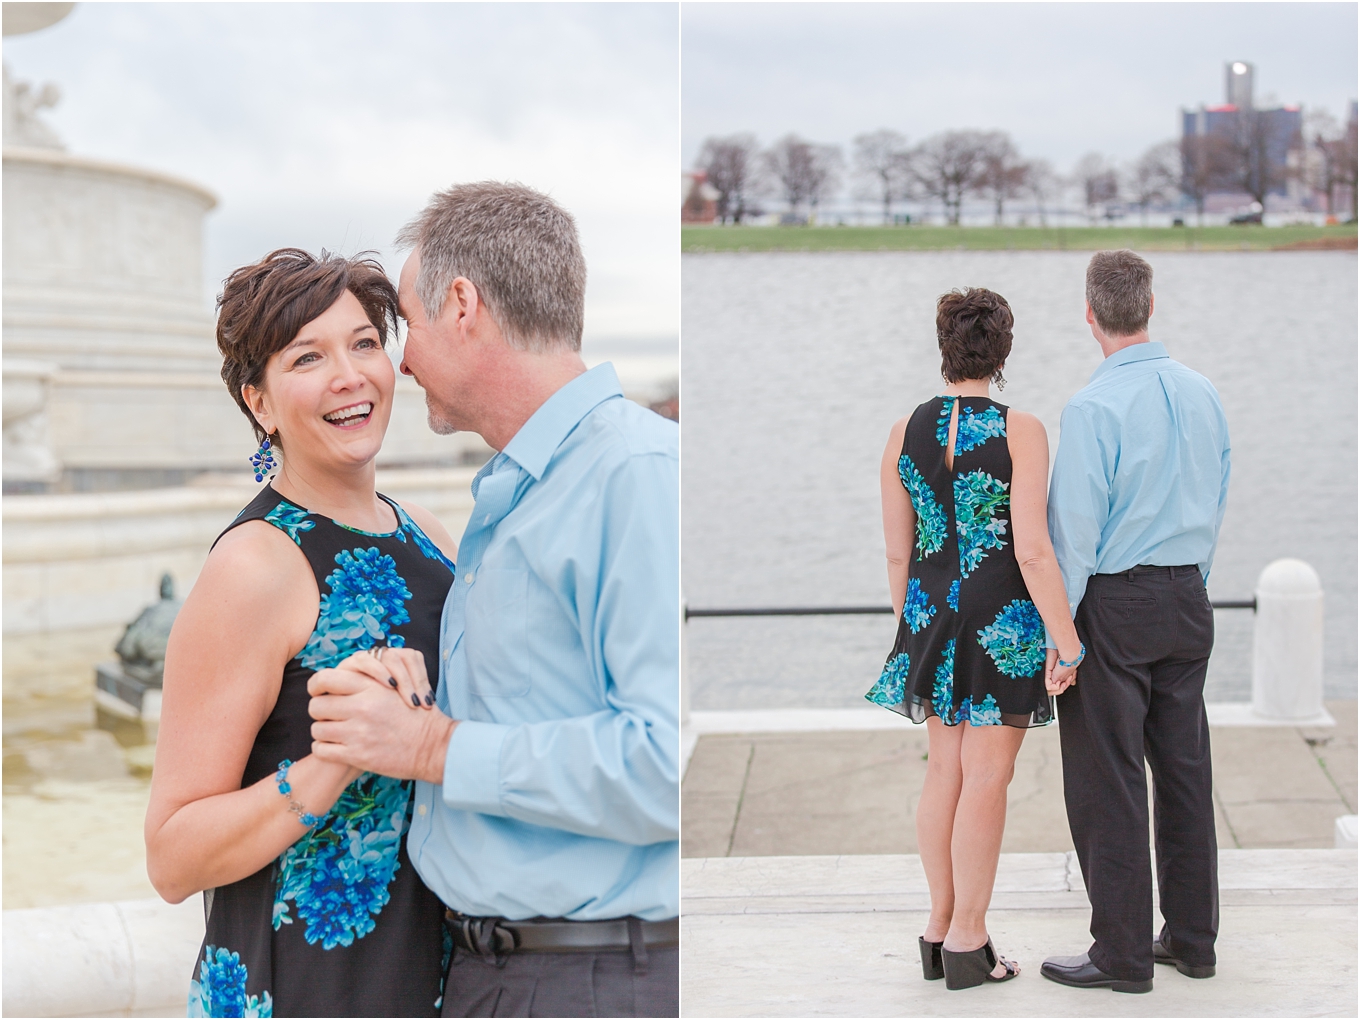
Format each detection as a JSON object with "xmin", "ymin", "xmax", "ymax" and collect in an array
[{"xmin": 681, "ymin": 223, "xmax": 1359, "ymax": 254}]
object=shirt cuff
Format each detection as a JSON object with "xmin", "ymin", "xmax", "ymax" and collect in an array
[
  {"xmin": 1044, "ymin": 626, "xmax": 1057, "ymax": 651},
  {"xmin": 441, "ymin": 719, "xmax": 510, "ymax": 815}
]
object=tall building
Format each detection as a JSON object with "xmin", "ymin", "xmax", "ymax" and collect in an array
[{"xmin": 1181, "ymin": 61, "xmax": 1302, "ymax": 201}]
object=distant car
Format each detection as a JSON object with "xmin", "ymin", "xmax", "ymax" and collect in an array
[{"xmin": 1229, "ymin": 211, "xmax": 1263, "ymax": 225}]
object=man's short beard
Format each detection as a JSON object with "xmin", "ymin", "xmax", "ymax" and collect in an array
[{"xmin": 426, "ymin": 396, "xmax": 459, "ymax": 436}]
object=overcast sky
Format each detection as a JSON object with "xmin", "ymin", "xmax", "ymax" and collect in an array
[
  {"xmin": 683, "ymin": 2, "xmax": 1357, "ymax": 176},
  {"xmin": 6, "ymin": 2, "xmax": 678, "ymax": 342}
]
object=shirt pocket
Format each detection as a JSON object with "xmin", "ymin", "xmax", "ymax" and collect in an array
[{"xmin": 464, "ymin": 567, "xmax": 531, "ymax": 698}]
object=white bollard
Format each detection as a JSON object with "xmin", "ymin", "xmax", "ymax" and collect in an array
[
  {"xmin": 1251, "ymin": 558, "xmax": 1327, "ymax": 723},
  {"xmin": 1335, "ymin": 815, "xmax": 1358, "ymax": 850}
]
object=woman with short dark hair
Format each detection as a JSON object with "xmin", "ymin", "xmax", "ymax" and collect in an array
[
  {"xmin": 146, "ymin": 249, "xmax": 457, "ymax": 1016},
  {"xmin": 867, "ymin": 286, "xmax": 1082, "ymax": 990}
]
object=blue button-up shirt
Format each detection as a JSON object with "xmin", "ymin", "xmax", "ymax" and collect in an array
[
  {"xmin": 1048, "ymin": 341, "xmax": 1231, "ymax": 622},
  {"xmin": 407, "ymin": 363, "xmax": 679, "ymax": 921}
]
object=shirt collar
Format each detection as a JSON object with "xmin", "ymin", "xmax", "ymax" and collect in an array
[
  {"xmin": 499, "ymin": 362, "xmax": 623, "ymax": 480},
  {"xmin": 1090, "ymin": 340, "xmax": 1168, "ymax": 382}
]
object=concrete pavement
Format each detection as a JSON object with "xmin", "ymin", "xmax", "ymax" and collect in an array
[
  {"xmin": 682, "ymin": 701, "xmax": 1356, "ymax": 857},
  {"xmin": 680, "ymin": 849, "xmax": 1357, "ymax": 1017}
]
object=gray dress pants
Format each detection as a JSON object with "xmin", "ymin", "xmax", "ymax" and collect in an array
[{"xmin": 440, "ymin": 944, "xmax": 678, "ymax": 1018}]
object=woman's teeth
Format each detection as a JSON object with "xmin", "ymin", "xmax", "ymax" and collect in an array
[{"xmin": 323, "ymin": 403, "xmax": 372, "ymax": 426}]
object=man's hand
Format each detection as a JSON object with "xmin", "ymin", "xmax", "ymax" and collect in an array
[
  {"xmin": 308, "ymin": 667, "xmax": 455, "ymax": 784},
  {"xmin": 328, "ymin": 647, "xmax": 436, "ymax": 710}
]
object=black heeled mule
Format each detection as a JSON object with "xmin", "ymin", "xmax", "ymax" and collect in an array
[
  {"xmin": 918, "ymin": 937, "xmax": 944, "ymax": 980},
  {"xmin": 941, "ymin": 938, "xmax": 1019, "ymax": 990}
]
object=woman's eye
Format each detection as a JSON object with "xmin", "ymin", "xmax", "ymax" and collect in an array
[
  {"xmin": 356, "ymin": 337, "xmax": 380, "ymax": 350},
  {"xmin": 293, "ymin": 352, "xmax": 319, "ymax": 366}
]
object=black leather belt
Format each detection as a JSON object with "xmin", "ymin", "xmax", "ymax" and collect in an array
[
  {"xmin": 446, "ymin": 910, "xmax": 679, "ymax": 956},
  {"xmin": 1102, "ymin": 564, "xmax": 1199, "ymax": 580}
]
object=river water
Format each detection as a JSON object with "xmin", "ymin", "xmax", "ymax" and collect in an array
[{"xmin": 682, "ymin": 250, "xmax": 1357, "ymax": 710}]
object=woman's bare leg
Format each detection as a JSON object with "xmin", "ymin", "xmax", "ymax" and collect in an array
[
  {"xmin": 917, "ymin": 716, "xmax": 964, "ymax": 942},
  {"xmin": 944, "ymin": 723, "xmax": 1027, "ymax": 976}
]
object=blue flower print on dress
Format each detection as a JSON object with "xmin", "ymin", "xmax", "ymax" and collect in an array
[
  {"xmin": 298, "ymin": 547, "xmax": 412, "ymax": 670},
  {"xmin": 866, "ymin": 652, "xmax": 909, "ymax": 709},
  {"xmin": 263, "ymin": 501, "xmax": 315, "ymax": 546},
  {"xmin": 904, "ymin": 578, "xmax": 936, "ymax": 633},
  {"xmin": 958, "ymin": 693, "xmax": 1002, "ymax": 727},
  {"xmin": 899, "ymin": 454, "xmax": 948, "ymax": 559},
  {"xmin": 931, "ymin": 639, "xmax": 957, "ymax": 724},
  {"xmin": 947, "ymin": 579, "xmax": 960, "ymax": 612},
  {"xmin": 977, "ymin": 599, "xmax": 1046, "ymax": 678},
  {"xmin": 935, "ymin": 397, "xmax": 957, "ymax": 447},
  {"xmin": 394, "ymin": 503, "xmax": 456, "ymax": 572},
  {"xmin": 954, "ymin": 470, "xmax": 1010, "ymax": 577},
  {"xmin": 272, "ymin": 772, "xmax": 410, "ymax": 950},
  {"xmin": 187, "ymin": 945, "xmax": 273, "ymax": 1017},
  {"xmin": 953, "ymin": 405, "xmax": 1006, "ymax": 454}
]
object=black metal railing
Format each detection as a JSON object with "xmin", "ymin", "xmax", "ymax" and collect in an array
[{"xmin": 685, "ymin": 599, "xmax": 1255, "ymax": 621}]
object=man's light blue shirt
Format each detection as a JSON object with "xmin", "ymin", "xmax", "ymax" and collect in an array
[
  {"xmin": 1048, "ymin": 341, "xmax": 1231, "ymax": 627},
  {"xmin": 407, "ymin": 363, "xmax": 680, "ymax": 921}
]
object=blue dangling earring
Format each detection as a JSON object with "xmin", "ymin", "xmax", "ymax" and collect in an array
[{"xmin": 250, "ymin": 434, "xmax": 277, "ymax": 482}]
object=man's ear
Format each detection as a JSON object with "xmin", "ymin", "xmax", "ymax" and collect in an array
[
  {"xmin": 1084, "ymin": 301, "xmax": 1096, "ymax": 327},
  {"xmin": 1148, "ymin": 292, "xmax": 1155, "ymax": 319},
  {"xmin": 442, "ymin": 277, "xmax": 481, "ymax": 335}
]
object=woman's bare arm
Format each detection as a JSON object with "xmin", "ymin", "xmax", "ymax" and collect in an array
[
  {"xmin": 1007, "ymin": 410, "xmax": 1081, "ymax": 687},
  {"xmin": 881, "ymin": 418, "xmax": 917, "ymax": 620},
  {"xmin": 145, "ymin": 523, "xmax": 360, "ymax": 904}
]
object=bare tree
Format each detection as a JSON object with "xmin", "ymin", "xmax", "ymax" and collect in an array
[
  {"xmin": 1072, "ymin": 153, "xmax": 1119, "ymax": 223},
  {"xmin": 1126, "ymin": 141, "xmax": 1180, "ymax": 225},
  {"xmin": 853, "ymin": 129, "xmax": 911, "ymax": 225},
  {"xmin": 1180, "ymin": 133, "xmax": 1230, "ymax": 226},
  {"xmin": 911, "ymin": 130, "xmax": 989, "ymax": 225},
  {"xmin": 1021, "ymin": 158, "xmax": 1058, "ymax": 227},
  {"xmin": 698, "ymin": 134, "xmax": 761, "ymax": 224},
  {"xmin": 977, "ymin": 132, "xmax": 1028, "ymax": 225},
  {"xmin": 1223, "ymin": 108, "xmax": 1301, "ymax": 212},
  {"xmin": 1305, "ymin": 108, "xmax": 1358, "ymax": 219},
  {"xmin": 764, "ymin": 134, "xmax": 842, "ymax": 222}
]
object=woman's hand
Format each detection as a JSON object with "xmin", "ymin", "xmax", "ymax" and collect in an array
[
  {"xmin": 330, "ymin": 647, "xmax": 435, "ymax": 710},
  {"xmin": 1045, "ymin": 648, "xmax": 1077, "ymax": 695}
]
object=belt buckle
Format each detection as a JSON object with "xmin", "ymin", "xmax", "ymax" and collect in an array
[{"xmin": 455, "ymin": 913, "xmax": 518, "ymax": 958}]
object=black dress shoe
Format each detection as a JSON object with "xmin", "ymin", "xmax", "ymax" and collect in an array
[
  {"xmin": 1153, "ymin": 939, "xmax": 1216, "ymax": 978},
  {"xmin": 1040, "ymin": 953, "xmax": 1152, "ymax": 993}
]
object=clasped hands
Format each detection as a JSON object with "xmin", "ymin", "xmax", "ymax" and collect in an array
[
  {"xmin": 1044, "ymin": 648, "xmax": 1078, "ymax": 695},
  {"xmin": 307, "ymin": 646, "xmax": 454, "ymax": 785}
]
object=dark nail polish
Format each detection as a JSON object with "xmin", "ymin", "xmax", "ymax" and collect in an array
[
  {"xmin": 424, "ymin": 693, "xmax": 434, "ymax": 705},
  {"xmin": 411, "ymin": 693, "xmax": 420, "ymax": 706},
  {"xmin": 388, "ymin": 678, "xmax": 398, "ymax": 688}
]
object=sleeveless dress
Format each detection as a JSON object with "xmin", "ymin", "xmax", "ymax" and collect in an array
[
  {"xmin": 866, "ymin": 396, "xmax": 1052, "ymax": 728},
  {"xmin": 187, "ymin": 484, "xmax": 455, "ymax": 1018}
]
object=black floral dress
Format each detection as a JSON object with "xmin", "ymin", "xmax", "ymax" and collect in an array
[
  {"xmin": 866, "ymin": 396, "xmax": 1052, "ymax": 728},
  {"xmin": 187, "ymin": 485, "xmax": 455, "ymax": 1018}
]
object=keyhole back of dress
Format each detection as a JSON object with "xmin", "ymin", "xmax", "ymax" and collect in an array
[{"xmin": 944, "ymin": 397, "xmax": 961, "ymax": 472}]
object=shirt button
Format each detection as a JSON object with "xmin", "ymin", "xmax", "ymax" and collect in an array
[
  {"xmin": 465, "ymin": 572, "xmax": 475, "ymax": 584},
  {"xmin": 417, "ymin": 803, "xmax": 427, "ymax": 816}
]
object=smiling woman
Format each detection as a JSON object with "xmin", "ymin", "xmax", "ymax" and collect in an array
[{"xmin": 144, "ymin": 248, "xmax": 461, "ymax": 1017}]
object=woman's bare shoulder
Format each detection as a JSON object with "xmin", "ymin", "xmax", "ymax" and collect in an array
[
  {"xmin": 1005, "ymin": 408, "xmax": 1048, "ymax": 441},
  {"xmin": 394, "ymin": 500, "xmax": 458, "ymax": 561}
]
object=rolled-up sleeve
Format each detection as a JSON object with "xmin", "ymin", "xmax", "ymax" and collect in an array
[{"xmin": 440, "ymin": 450, "xmax": 679, "ymax": 846}]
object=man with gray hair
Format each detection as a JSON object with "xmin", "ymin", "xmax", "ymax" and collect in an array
[
  {"xmin": 309, "ymin": 181, "xmax": 678, "ymax": 1015},
  {"xmin": 1040, "ymin": 250, "xmax": 1230, "ymax": 994}
]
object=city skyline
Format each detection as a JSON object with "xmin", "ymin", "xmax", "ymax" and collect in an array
[{"xmin": 683, "ymin": 3, "xmax": 1357, "ymax": 175}]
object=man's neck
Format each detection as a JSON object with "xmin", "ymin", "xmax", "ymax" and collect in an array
[
  {"xmin": 477, "ymin": 348, "xmax": 589, "ymax": 452},
  {"xmin": 1098, "ymin": 331, "xmax": 1151, "ymax": 359}
]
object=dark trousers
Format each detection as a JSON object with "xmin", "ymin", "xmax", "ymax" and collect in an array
[
  {"xmin": 1058, "ymin": 566, "xmax": 1219, "ymax": 983},
  {"xmin": 440, "ymin": 944, "xmax": 678, "ymax": 1018}
]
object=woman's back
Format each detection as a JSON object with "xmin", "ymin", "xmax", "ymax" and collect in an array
[{"xmin": 868, "ymin": 394, "xmax": 1051, "ymax": 729}]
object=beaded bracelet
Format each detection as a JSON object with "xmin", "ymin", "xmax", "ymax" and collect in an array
[
  {"xmin": 275, "ymin": 759, "xmax": 327, "ymax": 828},
  {"xmin": 1056, "ymin": 643, "xmax": 1086, "ymax": 669}
]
